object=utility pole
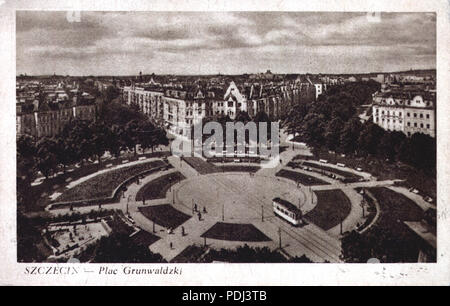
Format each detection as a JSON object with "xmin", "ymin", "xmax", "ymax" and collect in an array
[
  {"xmin": 222, "ymin": 203, "xmax": 225, "ymax": 221},
  {"xmin": 278, "ymin": 227, "xmax": 282, "ymax": 249},
  {"xmin": 261, "ymin": 205, "xmax": 264, "ymax": 222},
  {"xmin": 126, "ymin": 195, "xmax": 130, "ymax": 215}
]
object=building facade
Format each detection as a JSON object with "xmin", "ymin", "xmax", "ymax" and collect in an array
[
  {"xmin": 17, "ymin": 102, "xmax": 97, "ymax": 138},
  {"xmin": 372, "ymin": 89, "xmax": 436, "ymax": 137},
  {"xmin": 123, "ymin": 78, "xmax": 320, "ymax": 138}
]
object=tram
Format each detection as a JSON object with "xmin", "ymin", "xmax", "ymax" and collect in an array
[{"xmin": 272, "ymin": 197, "xmax": 303, "ymax": 226}]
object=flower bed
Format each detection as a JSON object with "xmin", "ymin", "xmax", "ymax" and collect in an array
[
  {"xmin": 135, "ymin": 172, "xmax": 186, "ymax": 201},
  {"xmin": 292, "ymin": 161, "xmax": 364, "ymax": 182},
  {"xmin": 304, "ymin": 189, "xmax": 352, "ymax": 230},
  {"xmin": 201, "ymin": 222, "xmax": 271, "ymax": 242},
  {"xmin": 218, "ymin": 165, "xmax": 260, "ymax": 173},
  {"xmin": 181, "ymin": 157, "xmax": 219, "ymax": 174},
  {"xmin": 275, "ymin": 169, "xmax": 330, "ymax": 186},
  {"xmin": 53, "ymin": 160, "xmax": 166, "ymax": 204},
  {"xmin": 138, "ymin": 204, "xmax": 191, "ymax": 229}
]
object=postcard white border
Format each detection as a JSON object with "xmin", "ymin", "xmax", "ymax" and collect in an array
[{"xmin": 1, "ymin": 0, "xmax": 449, "ymax": 286}]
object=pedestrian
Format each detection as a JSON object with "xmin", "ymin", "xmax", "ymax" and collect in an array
[
  {"xmin": 203, "ymin": 206, "xmax": 207, "ymax": 213},
  {"xmin": 181, "ymin": 226, "xmax": 185, "ymax": 236},
  {"xmin": 170, "ymin": 242, "xmax": 173, "ymax": 249},
  {"xmin": 198, "ymin": 211, "xmax": 202, "ymax": 221}
]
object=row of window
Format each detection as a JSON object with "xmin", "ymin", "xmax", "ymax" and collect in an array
[
  {"xmin": 376, "ymin": 117, "xmax": 431, "ymax": 129},
  {"xmin": 407, "ymin": 122, "xmax": 431, "ymax": 129},
  {"xmin": 378, "ymin": 110, "xmax": 431, "ymax": 119}
]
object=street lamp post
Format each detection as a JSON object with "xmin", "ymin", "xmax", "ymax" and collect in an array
[
  {"xmin": 360, "ymin": 199, "xmax": 366, "ymax": 218},
  {"xmin": 261, "ymin": 204, "xmax": 264, "ymax": 222}
]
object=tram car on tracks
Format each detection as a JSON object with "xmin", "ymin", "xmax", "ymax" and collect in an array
[{"xmin": 272, "ymin": 197, "xmax": 303, "ymax": 226}]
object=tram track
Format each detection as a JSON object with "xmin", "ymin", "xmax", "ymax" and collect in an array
[{"xmin": 210, "ymin": 174, "xmax": 342, "ymax": 262}]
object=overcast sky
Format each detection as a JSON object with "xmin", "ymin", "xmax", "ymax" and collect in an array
[{"xmin": 16, "ymin": 11, "xmax": 436, "ymax": 76}]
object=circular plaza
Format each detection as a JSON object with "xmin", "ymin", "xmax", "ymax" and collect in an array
[{"xmin": 173, "ymin": 173, "xmax": 314, "ymax": 222}]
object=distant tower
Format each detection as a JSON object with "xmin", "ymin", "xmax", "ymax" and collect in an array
[{"xmin": 139, "ymin": 71, "xmax": 143, "ymax": 82}]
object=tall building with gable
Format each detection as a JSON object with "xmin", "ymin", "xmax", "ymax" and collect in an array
[{"xmin": 372, "ymin": 87, "xmax": 436, "ymax": 137}]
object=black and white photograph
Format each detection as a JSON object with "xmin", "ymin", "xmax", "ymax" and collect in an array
[{"xmin": 1, "ymin": 0, "xmax": 450, "ymax": 286}]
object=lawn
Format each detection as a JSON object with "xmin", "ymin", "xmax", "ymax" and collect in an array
[
  {"xmin": 130, "ymin": 230, "xmax": 160, "ymax": 246},
  {"xmin": 135, "ymin": 172, "xmax": 186, "ymax": 201},
  {"xmin": 342, "ymin": 187, "xmax": 429, "ymax": 263},
  {"xmin": 219, "ymin": 165, "xmax": 260, "ymax": 173},
  {"xmin": 296, "ymin": 161, "xmax": 363, "ymax": 182},
  {"xmin": 182, "ymin": 157, "xmax": 219, "ymax": 174},
  {"xmin": 304, "ymin": 189, "xmax": 352, "ymax": 230},
  {"xmin": 275, "ymin": 169, "xmax": 330, "ymax": 186},
  {"xmin": 207, "ymin": 156, "xmax": 262, "ymax": 163},
  {"xmin": 366, "ymin": 187, "xmax": 424, "ymax": 225},
  {"xmin": 55, "ymin": 160, "xmax": 166, "ymax": 203},
  {"xmin": 311, "ymin": 148, "xmax": 436, "ymax": 199},
  {"xmin": 171, "ymin": 245, "xmax": 208, "ymax": 263},
  {"xmin": 138, "ymin": 204, "xmax": 191, "ymax": 229},
  {"xmin": 201, "ymin": 222, "xmax": 271, "ymax": 242},
  {"xmin": 25, "ymin": 152, "xmax": 170, "ymax": 212}
]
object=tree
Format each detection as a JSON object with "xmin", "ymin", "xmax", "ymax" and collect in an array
[
  {"xmin": 357, "ymin": 122, "xmax": 385, "ymax": 156},
  {"xmin": 91, "ymin": 233, "xmax": 166, "ymax": 263},
  {"xmin": 339, "ymin": 118, "xmax": 362, "ymax": 154},
  {"xmin": 17, "ymin": 135, "xmax": 37, "ymax": 206},
  {"xmin": 124, "ymin": 119, "xmax": 140, "ymax": 155},
  {"xmin": 90, "ymin": 121, "xmax": 109, "ymax": 163},
  {"xmin": 103, "ymin": 85, "xmax": 119, "ymax": 103},
  {"xmin": 324, "ymin": 117, "xmax": 345, "ymax": 151},
  {"xmin": 253, "ymin": 111, "xmax": 272, "ymax": 142},
  {"xmin": 378, "ymin": 131, "xmax": 406, "ymax": 161},
  {"xmin": 299, "ymin": 113, "xmax": 326, "ymax": 147},
  {"xmin": 106, "ymin": 125, "xmax": 122, "ymax": 157},
  {"xmin": 65, "ymin": 120, "xmax": 95, "ymax": 164},
  {"xmin": 36, "ymin": 137, "xmax": 58, "ymax": 179},
  {"xmin": 137, "ymin": 121, "xmax": 155, "ymax": 153},
  {"xmin": 235, "ymin": 110, "xmax": 251, "ymax": 123},
  {"xmin": 54, "ymin": 137, "xmax": 77, "ymax": 174},
  {"xmin": 406, "ymin": 133, "xmax": 436, "ymax": 171},
  {"xmin": 151, "ymin": 127, "xmax": 169, "ymax": 152}
]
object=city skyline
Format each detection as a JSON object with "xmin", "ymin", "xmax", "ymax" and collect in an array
[{"xmin": 17, "ymin": 11, "xmax": 436, "ymax": 76}]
